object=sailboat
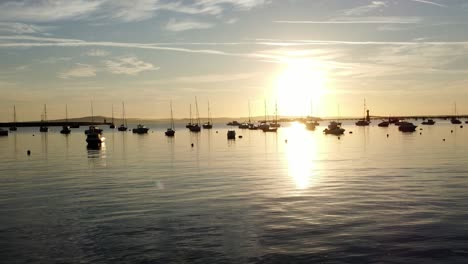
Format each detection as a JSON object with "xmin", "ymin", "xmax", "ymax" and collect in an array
[
  {"xmin": 189, "ymin": 97, "xmax": 201, "ymax": 132},
  {"xmin": 9, "ymin": 105, "xmax": 17, "ymax": 131},
  {"xmin": 60, "ymin": 104, "xmax": 71, "ymax": 134},
  {"xmin": 109, "ymin": 104, "xmax": 115, "ymax": 128},
  {"xmin": 258, "ymin": 99, "xmax": 270, "ymax": 130},
  {"xmin": 270, "ymin": 101, "xmax": 281, "ymax": 128},
  {"xmin": 355, "ymin": 99, "xmax": 370, "ymax": 126},
  {"xmin": 165, "ymin": 101, "xmax": 176, "ymax": 137},
  {"xmin": 39, "ymin": 104, "xmax": 49, "ymax": 132},
  {"xmin": 118, "ymin": 102, "xmax": 128, "ymax": 131},
  {"xmin": 450, "ymin": 103, "xmax": 462, "ymax": 124},
  {"xmin": 85, "ymin": 101, "xmax": 103, "ymax": 135},
  {"xmin": 261, "ymin": 100, "xmax": 277, "ymax": 132},
  {"xmin": 186, "ymin": 104, "xmax": 193, "ymax": 128},
  {"xmin": 202, "ymin": 101, "xmax": 213, "ymax": 129}
]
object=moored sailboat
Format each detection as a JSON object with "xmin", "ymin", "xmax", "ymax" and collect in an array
[
  {"xmin": 202, "ymin": 101, "xmax": 213, "ymax": 129},
  {"xmin": 9, "ymin": 105, "xmax": 17, "ymax": 131},
  {"xmin": 189, "ymin": 97, "xmax": 201, "ymax": 132},
  {"xmin": 118, "ymin": 102, "xmax": 128, "ymax": 131},
  {"xmin": 39, "ymin": 104, "xmax": 49, "ymax": 132},
  {"xmin": 60, "ymin": 104, "xmax": 71, "ymax": 134},
  {"xmin": 165, "ymin": 101, "xmax": 175, "ymax": 137}
]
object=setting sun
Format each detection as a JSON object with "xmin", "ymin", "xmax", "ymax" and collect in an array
[{"xmin": 276, "ymin": 59, "xmax": 327, "ymax": 117}]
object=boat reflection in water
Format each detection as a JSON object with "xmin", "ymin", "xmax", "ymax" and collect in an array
[{"xmin": 284, "ymin": 122, "xmax": 320, "ymax": 189}]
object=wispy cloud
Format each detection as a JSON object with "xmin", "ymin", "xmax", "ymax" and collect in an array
[
  {"xmin": 103, "ymin": 56, "xmax": 158, "ymax": 75},
  {"xmin": 0, "ymin": 22, "xmax": 52, "ymax": 34},
  {"xmin": 408, "ymin": 0, "xmax": 446, "ymax": 7},
  {"xmin": 59, "ymin": 63, "xmax": 97, "ymax": 79},
  {"xmin": 167, "ymin": 73, "xmax": 258, "ymax": 83},
  {"xmin": 275, "ymin": 17, "xmax": 422, "ymax": 24},
  {"xmin": 165, "ymin": 19, "xmax": 214, "ymax": 32},
  {"xmin": 84, "ymin": 49, "xmax": 110, "ymax": 57},
  {"xmin": 0, "ymin": 0, "xmax": 270, "ymax": 23},
  {"xmin": 344, "ymin": 1, "xmax": 387, "ymax": 16}
]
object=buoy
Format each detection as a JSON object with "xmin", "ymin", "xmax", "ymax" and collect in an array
[
  {"xmin": 285, "ymin": 139, "xmax": 288, "ymax": 143},
  {"xmin": 443, "ymin": 139, "xmax": 446, "ymax": 141},
  {"xmin": 349, "ymin": 131, "xmax": 353, "ymax": 134},
  {"xmin": 451, "ymin": 130, "xmax": 453, "ymax": 133},
  {"xmin": 387, "ymin": 134, "xmax": 389, "ymax": 137},
  {"xmin": 238, "ymin": 135, "xmax": 243, "ymax": 138},
  {"xmin": 27, "ymin": 150, "xmax": 31, "ymax": 155},
  {"xmin": 461, "ymin": 125, "xmax": 463, "ymax": 128},
  {"xmin": 420, "ymin": 132, "xmax": 422, "ymax": 135},
  {"xmin": 216, "ymin": 131, "xmax": 218, "ymax": 133},
  {"xmin": 32, "ymin": 134, "xmax": 35, "ymax": 136},
  {"xmin": 338, "ymin": 136, "xmax": 340, "ymax": 140},
  {"xmin": 191, "ymin": 143, "xmax": 194, "ymax": 147}
]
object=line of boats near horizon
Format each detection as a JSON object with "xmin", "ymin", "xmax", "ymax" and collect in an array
[{"xmin": 1, "ymin": 100, "xmax": 467, "ymax": 146}]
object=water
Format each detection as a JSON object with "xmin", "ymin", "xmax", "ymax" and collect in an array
[{"xmin": 1, "ymin": 121, "xmax": 468, "ymax": 263}]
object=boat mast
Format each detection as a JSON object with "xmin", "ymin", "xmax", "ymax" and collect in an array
[
  {"xmin": 170, "ymin": 100, "xmax": 174, "ymax": 129},
  {"xmin": 13, "ymin": 105, "xmax": 16, "ymax": 125},
  {"xmin": 207, "ymin": 100, "xmax": 211, "ymax": 124},
  {"xmin": 65, "ymin": 104, "xmax": 68, "ymax": 123},
  {"xmin": 195, "ymin": 96, "xmax": 200, "ymax": 125},
  {"xmin": 44, "ymin": 104, "xmax": 47, "ymax": 123},
  {"xmin": 275, "ymin": 100, "xmax": 278, "ymax": 124},
  {"xmin": 264, "ymin": 99, "xmax": 267, "ymax": 123},
  {"xmin": 122, "ymin": 101, "xmax": 127, "ymax": 127},
  {"xmin": 363, "ymin": 99, "xmax": 366, "ymax": 119},
  {"xmin": 111, "ymin": 104, "xmax": 114, "ymax": 124},
  {"xmin": 189, "ymin": 104, "xmax": 192, "ymax": 124},
  {"xmin": 248, "ymin": 100, "xmax": 251, "ymax": 123},
  {"xmin": 91, "ymin": 101, "xmax": 94, "ymax": 123}
]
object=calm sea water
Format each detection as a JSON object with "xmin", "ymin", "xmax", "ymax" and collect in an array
[{"xmin": 1, "ymin": 120, "xmax": 468, "ymax": 263}]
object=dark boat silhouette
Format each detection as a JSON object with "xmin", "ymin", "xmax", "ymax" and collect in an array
[
  {"xmin": 118, "ymin": 102, "xmax": 128, "ymax": 131},
  {"xmin": 227, "ymin": 130, "xmax": 236, "ymax": 139},
  {"xmin": 39, "ymin": 104, "xmax": 48, "ymax": 132},
  {"xmin": 0, "ymin": 128, "xmax": 8, "ymax": 136},
  {"xmin": 60, "ymin": 105, "xmax": 71, "ymax": 134},
  {"xmin": 422, "ymin": 119, "xmax": 435, "ymax": 125},
  {"xmin": 165, "ymin": 101, "xmax": 176, "ymax": 137},
  {"xmin": 9, "ymin": 105, "xmax": 17, "ymax": 131},
  {"xmin": 378, "ymin": 121, "xmax": 389, "ymax": 127},
  {"xmin": 324, "ymin": 121, "xmax": 345, "ymax": 135},
  {"xmin": 202, "ymin": 101, "xmax": 213, "ymax": 129},
  {"xmin": 132, "ymin": 124, "xmax": 149, "ymax": 134},
  {"xmin": 398, "ymin": 122, "xmax": 417, "ymax": 132}
]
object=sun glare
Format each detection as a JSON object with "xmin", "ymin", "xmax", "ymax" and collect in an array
[{"xmin": 276, "ymin": 59, "xmax": 327, "ymax": 117}]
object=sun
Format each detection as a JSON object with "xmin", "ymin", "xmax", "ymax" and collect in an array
[{"xmin": 275, "ymin": 59, "xmax": 327, "ymax": 117}]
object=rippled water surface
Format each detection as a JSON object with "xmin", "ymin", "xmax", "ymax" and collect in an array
[{"xmin": 1, "ymin": 121, "xmax": 468, "ymax": 263}]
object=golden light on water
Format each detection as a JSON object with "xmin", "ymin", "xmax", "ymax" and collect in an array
[
  {"xmin": 284, "ymin": 122, "xmax": 320, "ymax": 189},
  {"xmin": 276, "ymin": 59, "xmax": 327, "ymax": 117}
]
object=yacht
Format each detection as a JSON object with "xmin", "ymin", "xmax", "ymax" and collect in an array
[
  {"xmin": 451, "ymin": 103, "xmax": 462, "ymax": 124},
  {"xmin": 39, "ymin": 104, "xmax": 49, "ymax": 132},
  {"xmin": 86, "ymin": 128, "xmax": 104, "ymax": 147},
  {"xmin": 378, "ymin": 121, "xmax": 390, "ymax": 127},
  {"xmin": 132, "ymin": 124, "xmax": 149, "ymax": 134},
  {"xmin": 165, "ymin": 101, "xmax": 175, "ymax": 137},
  {"xmin": 202, "ymin": 101, "xmax": 213, "ymax": 129},
  {"xmin": 186, "ymin": 104, "xmax": 194, "ymax": 129},
  {"xmin": 227, "ymin": 130, "xmax": 236, "ymax": 139},
  {"xmin": 269, "ymin": 101, "xmax": 281, "ymax": 128},
  {"xmin": 85, "ymin": 125, "xmax": 103, "ymax": 135},
  {"xmin": 60, "ymin": 105, "xmax": 71, "ymax": 134},
  {"xmin": 422, "ymin": 119, "xmax": 435, "ymax": 125},
  {"xmin": 238, "ymin": 122, "xmax": 249, "ymax": 129},
  {"xmin": 398, "ymin": 122, "xmax": 417, "ymax": 132},
  {"xmin": 324, "ymin": 121, "xmax": 345, "ymax": 135},
  {"xmin": 118, "ymin": 102, "xmax": 128, "ymax": 131},
  {"xmin": 0, "ymin": 128, "xmax": 8, "ymax": 136},
  {"xmin": 189, "ymin": 97, "xmax": 202, "ymax": 132},
  {"xmin": 9, "ymin": 105, "xmax": 17, "ymax": 131}
]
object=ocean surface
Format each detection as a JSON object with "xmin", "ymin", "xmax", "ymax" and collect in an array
[{"xmin": 1, "ymin": 120, "xmax": 468, "ymax": 263}]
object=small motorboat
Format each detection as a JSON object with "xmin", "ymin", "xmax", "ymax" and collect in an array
[
  {"xmin": 238, "ymin": 122, "xmax": 249, "ymax": 129},
  {"xmin": 132, "ymin": 124, "xmax": 149, "ymax": 134},
  {"xmin": 86, "ymin": 130, "xmax": 104, "ymax": 147},
  {"xmin": 202, "ymin": 122, "xmax": 213, "ymax": 129},
  {"xmin": 324, "ymin": 122, "xmax": 345, "ymax": 135},
  {"xmin": 422, "ymin": 119, "xmax": 435, "ymax": 125},
  {"xmin": 355, "ymin": 120, "xmax": 370, "ymax": 126},
  {"xmin": 0, "ymin": 128, "xmax": 8, "ymax": 136},
  {"xmin": 39, "ymin": 126, "xmax": 49, "ymax": 132},
  {"xmin": 398, "ymin": 122, "xmax": 417, "ymax": 132},
  {"xmin": 262, "ymin": 126, "xmax": 278, "ymax": 132},
  {"xmin": 451, "ymin": 118, "xmax": 462, "ymax": 124},
  {"xmin": 227, "ymin": 130, "xmax": 236, "ymax": 139},
  {"xmin": 85, "ymin": 125, "xmax": 103, "ymax": 135},
  {"xmin": 378, "ymin": 121, "xmax": 389, "ymax": 127},
  {"xmin": 189, "ymin": 124, "xmax": 201, "ymax": 132},
  {"xmin": 227, "ymin": 121, "xmax": 240, "ymax": 126},
  {"xmin": 60, "ymin": 126, "xmax": 71, "ymax": 134},
  {"xmin": 109, "ymin": 123, "xmax": 115, "ymax": 129},
  {"xmin": 165, "ymin": 128, "xmax": 175, "ymax": 137},
  {"xmin": 118, "ymin": 124, "xmax": 128, "ymax": 131},
  {"xmin": 465, "ymin": 120, "xmax": 468, "ymax": 124}
]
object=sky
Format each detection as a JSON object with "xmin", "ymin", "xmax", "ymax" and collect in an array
[{"xmin": 1, "ymin": 0, "xmax": 468, "ymax": 121}]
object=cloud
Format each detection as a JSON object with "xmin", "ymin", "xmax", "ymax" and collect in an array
[
  {"xmin": 0, "ymin": 0, "xmax": 270, "ymax": 23},
  {"xmin": 0, "ymin": 0, "xmax": 102, "ymax": 22},
  {"xmin": 59, "ymin": 63, "xmax": 97, "ymax": 79},
  {"xmin": 84, "ymin": 49, "xmax": 110, "ymax": 57},
  {"xmin": 344, "ymin": 1, "xmax": 387, "ymax": 16},
  {"xmin": 0, "ymin": 22, "xmax": 52, "ymax": 34},
  {"xmin": 275, "ymin": 17, "xmax": 422, "ymax": 24},
  {"xmin": 103, "ymin": 56, "xmax": 158, "ymax": 75},
  {"xmin": 168, "ymin": 73, "xmax": 257, "ymax": 83},
  {"xmin": 165, "ymin": 19, "xmax": 214, "ymax": 32},
  {"xmin": 408, "ymin": 0, "xmax": 446, "ymax": 7}
]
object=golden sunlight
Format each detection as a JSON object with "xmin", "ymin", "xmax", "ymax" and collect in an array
[
  {"xmin": 276, "ymin": 59, "xmax": 327, "ymax": 117},
  {"xmin": 284, "ymin": 122, "xmax": 320, "ymax": 189}
]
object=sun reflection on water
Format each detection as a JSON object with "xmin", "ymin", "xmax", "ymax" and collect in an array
[{"xmin": 284, "ymin": 122, "xmax": 320, "ymax": 189}]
